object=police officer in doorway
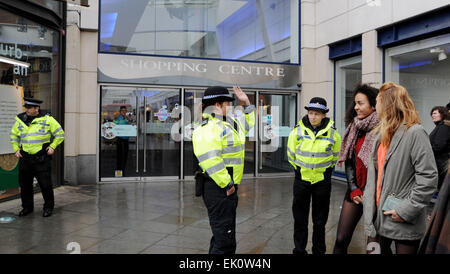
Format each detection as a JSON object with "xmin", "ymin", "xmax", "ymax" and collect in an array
[
  {"xmin": 10, "ymin": 98, "xmax": 65, "ymax": 217},
  {"xmin": 192, "ymin": 86, "xmax": 255, "ymax": 254}
]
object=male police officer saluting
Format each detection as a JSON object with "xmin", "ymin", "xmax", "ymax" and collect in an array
[
  {"xmin": 10, "ymin": 98, "xmax": 65, "ymax": 217},
  {"xmin": 192, "ymin": 86, "xmax": 255, "ymax": 254}
]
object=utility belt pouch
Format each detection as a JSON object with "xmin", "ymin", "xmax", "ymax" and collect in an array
[
  {"xmin": 194, "ymin": 172, "xmax": 205, "ymax": 197},
  {"xmin": 35, "ymin": 143, "xmax": 51, "ymax": 163}
]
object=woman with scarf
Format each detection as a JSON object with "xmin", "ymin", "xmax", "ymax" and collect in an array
[{"xmin": 333, "ymin": 83, "xmax": 379, "ymax": 254}]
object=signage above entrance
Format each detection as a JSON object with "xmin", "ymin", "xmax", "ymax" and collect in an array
[{"xmin": 98, "ymin": 53, "xmax": 300, "ymax": 90}]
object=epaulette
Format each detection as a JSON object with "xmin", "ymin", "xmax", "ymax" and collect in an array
[{"xmin": 201, "ymin": 119, "xmax": 209, "ymax": 126}]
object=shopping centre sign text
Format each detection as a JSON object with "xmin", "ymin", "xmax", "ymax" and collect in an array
[{"xmin": 98, "ymin": 53, "xmax": 300, "ymax": 89}]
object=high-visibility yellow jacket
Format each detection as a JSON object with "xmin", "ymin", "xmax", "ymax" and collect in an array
[
  {"xmin": 192, "ymin": 105, "xmax": 255, "ymax": 188},
  {"xmin": 10, "ymin": 112, "xmax": 65, "ymax": 155},
  {"xmin": 287, "ymin": 117, "xmax": 341, "ymax": 184}
]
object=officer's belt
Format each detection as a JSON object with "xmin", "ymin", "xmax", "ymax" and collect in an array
[{"xmin": 21, "ymin": 143, "xmax": 50, "ymax": 159}]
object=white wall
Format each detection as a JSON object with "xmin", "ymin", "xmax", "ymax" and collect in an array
[{"xmin": 314, "ymin": 0, "xmax": 450, "ymax": 47}]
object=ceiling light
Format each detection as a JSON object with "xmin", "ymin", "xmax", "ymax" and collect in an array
[
  {"xmin": 438, "ymin": 52, "xmax": 447, "ymax": 61},
  {"xmin": 0, "ymin": 56, "xmax": 31, "ymax": 68}
]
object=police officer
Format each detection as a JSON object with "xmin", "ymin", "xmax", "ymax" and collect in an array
[
  {"xmin": 192, "ymin": 86, "xmax": 255, "ymax": 254},
  {"xmin": 287, "ymin": 97, "xmax": 341, "ymax": 254},
  {"xmin": 10, "ymin": 98, "xmax": 65, "ymax": 217}
]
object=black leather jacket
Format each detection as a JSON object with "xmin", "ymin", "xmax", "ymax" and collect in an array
[{"xmin": 345, "ymin": 131, "xmax": 365, "ymax": 193}]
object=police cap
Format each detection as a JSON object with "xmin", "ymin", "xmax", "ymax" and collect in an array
[
  {"xmin": 24, "ymin": 98, "xmax": 43, "ymax": 108},
  {"xmin": 202, "ymin": 86, "xmax": 234, "ymax": 104}
]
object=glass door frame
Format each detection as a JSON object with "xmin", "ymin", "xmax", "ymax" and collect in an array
[
  {"xmin": 98, "ymin": 84, "xmax": 299, "ymax": 182},
  {"xmin": 98, "ymin": 84, "xmax": 182, "ymax": 182},
  {"xmin": 254, "ymin": 90, "xmax": 298, "ymax": 178}
]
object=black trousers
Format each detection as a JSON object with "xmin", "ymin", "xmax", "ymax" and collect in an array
[
  {"xmin": 292, "ymin": 168, "xmax": 332, "ymax": 254},
  {"xmin": 116, "ymin": 138, "xmax": 129, "ymax": 172},
  {"xmin": 202, "ymin": 179, "xmax": 239, "ymax": 254},
  {"xmin": 19, "ymin": 157, "xmax": 54, "ymax": 211}
]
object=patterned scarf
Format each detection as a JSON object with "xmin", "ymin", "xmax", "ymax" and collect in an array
[{"xmin": 338, "ymin": 111, "xmax": 379, "ymax": 168}]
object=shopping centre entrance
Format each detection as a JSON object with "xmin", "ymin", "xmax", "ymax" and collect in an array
[{"xmin": 99, "ymin": 85, "xmax": 297, "ymax": 181}]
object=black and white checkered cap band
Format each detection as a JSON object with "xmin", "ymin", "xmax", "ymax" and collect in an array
[
  {"xmin": 203, "ymin": 94, "xmax": 233, "ymax": 100},
  {"xmin": 307, "ymin": 102, "xmax": 328, "ymax": 111},
  {"xmin": 24, "ymin": 101, "xmax": 40, "ymax": 106}
]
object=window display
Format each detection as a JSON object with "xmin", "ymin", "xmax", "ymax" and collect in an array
[{"xmin": 0, "ymin": 8, "xmax": 60, "ymax": 200}]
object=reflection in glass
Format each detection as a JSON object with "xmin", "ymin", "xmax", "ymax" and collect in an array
[
  {"xmin": 100, "ymin": 87, "xmax": 181, "ymax": 178},
  {"xmin": 100, "ymin": 0, "xmax": 298, "ymax": 63},
  {"xmin": 334, "ymin": 56, "xmax": 362, "ymax": 174},
  {"xmin": 385, "ymin": 34, "xmax": 450, "ymax": 134},
  {"xmin": 258, "ymin": 93, "xmax": 296, "ymax": 173},
  {"xmin": 141, "ymin": 89, "xmax": 181, "ymax": 177}
]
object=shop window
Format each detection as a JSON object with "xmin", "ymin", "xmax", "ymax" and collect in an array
[
  {"xmin": 385, "ymin": 33, "xmax": 450, "ymax": 134},
  {"xmin": 0, "ymin": 9, "xmax": 60, "ymax": 200},
  {"xmin": 99, "ymin": 0, "xmax": 299, "ymax": 64},
  {"xmin": 334, "ymin": 56, "xmax": 362, "ymax": 174}
]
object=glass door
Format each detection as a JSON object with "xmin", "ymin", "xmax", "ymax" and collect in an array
[
  {"xmin": 257, "ymin": 92, "xmax": 297, "ymax": 174},
  {"xmin": 139, "ymin": 88, "xmax": 180, "ymax": 178},
  {"xmin": 99, "ymin": 86, "xmax": 181, "ymax": 180}
]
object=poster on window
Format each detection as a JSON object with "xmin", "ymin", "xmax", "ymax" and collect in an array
[{"xmin": 0, "ymin": 84, "xmax": 23, "ymax": 155}]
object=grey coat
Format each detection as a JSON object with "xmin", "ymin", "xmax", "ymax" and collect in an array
[{"xmin": 364, "ymin": 124, "xmax": 438, "ymax": 240}]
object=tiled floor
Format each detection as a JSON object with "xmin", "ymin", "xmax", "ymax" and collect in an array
[{"xmin": 0, "ymin": 177, "xmax": 368, "ymax": 254}]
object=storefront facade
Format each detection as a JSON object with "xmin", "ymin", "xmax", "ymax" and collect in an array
[
  {"xmin": 96, "ymin": 0, "xmax": 301, "ymax": 181},
  {"xmin": 64, "ymin": 1, "xmax": 450, "ymax": 185},
  {"xmin": 0, "ymin": 0, "xmax": 65, "ymax": 200},
  {"xmin": 309, "ymin": 1, "xmax": 450, "ymax": 178}
]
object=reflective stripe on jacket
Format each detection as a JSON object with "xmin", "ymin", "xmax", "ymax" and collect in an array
[
  {"xmin": 192, "ymin": 105, "xmax": 255, "ymax": 188},
  {"xmin": 287, "ymin": 118, "xmax": 341, "ymax": 184},
  {"xmin": 10, "ymin": 114, "xmax": 65, "ymax": 154}
]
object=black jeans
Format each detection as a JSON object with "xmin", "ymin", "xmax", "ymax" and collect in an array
[
  {"xmin": 19, "ymin": 157, "xmax": 54, "ymax": 211},
  {"xmin": 292, "ymin": 169, "xmax": 332, "ymax": 254},
  {"xmin": 202, "ymin": 179, "xmax": 238, "ymax": 254},
  {"xmin": 116, "ymin": 138, "xmax": 129, "ymax": 172}
]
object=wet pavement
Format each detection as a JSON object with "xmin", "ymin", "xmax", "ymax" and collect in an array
[{"xmin": 0, "ymin": 177, "xmax": 367, "ymax": 254}]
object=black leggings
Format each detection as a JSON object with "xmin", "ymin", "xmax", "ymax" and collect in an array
[
  {"xmin": 379, "ymin": 236, "xmax": 420, "ymax": 254},
  {"xmin": 333, "ymin": 197, "xmax": 363, "ymax": 254}
]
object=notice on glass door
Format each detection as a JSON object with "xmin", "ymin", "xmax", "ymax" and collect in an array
[{"xmin": 0, "ymin": 85, "xmax": 23, "ymax": 155}]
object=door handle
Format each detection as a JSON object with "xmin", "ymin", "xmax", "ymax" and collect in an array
[
  {"xmin": 143, "ymin": 96, "xmax": 147, "ymax": 173},
  {"xmin": 136, "ymin": 96, "xmax": 139, "ymax": 173},
  {"xmin": 259, "ymin": 99, "xmax": 263, "ymax": 170}
]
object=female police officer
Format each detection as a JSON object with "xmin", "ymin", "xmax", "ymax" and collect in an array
[
  {"xmin": 192, "ymin": 86, "xmax": 255, "ymax": 254},
  {"xmin": 287, "ymin": 97, "xmax": 341, "ymax": 254}
]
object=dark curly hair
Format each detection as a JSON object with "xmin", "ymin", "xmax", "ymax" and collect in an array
[
  {"xmin": 430, "ymin": 106, "xmax": 449, "ymax": 120},
  {"xmin": 344, "ymin": 82, "xmax": 379, "ymax": 125}
]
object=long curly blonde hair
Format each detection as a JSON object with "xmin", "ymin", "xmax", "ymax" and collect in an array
[{"xmin": 373, "ymin": 82, "xmax": 421, "ymax": 146}]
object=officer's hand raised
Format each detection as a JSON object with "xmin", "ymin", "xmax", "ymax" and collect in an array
[
  {"xmin": 46, "ymin": 146, "xmax": 54, "ymax": 155},
  {"xmin": 233, "ymin": 86, "xmax": 250, "ymax": 106},
  {"xmin": 15, "ymin": 150, "xmax": 22, "ymax": 158}
]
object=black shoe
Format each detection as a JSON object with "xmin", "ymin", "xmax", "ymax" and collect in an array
[
  {"xmin": 18, "ymin": 208, "xmax": 33, "ymax": 217},
  {"xmin": 42, "ymin": 208, "xmax": 53, "ymax": 217}
]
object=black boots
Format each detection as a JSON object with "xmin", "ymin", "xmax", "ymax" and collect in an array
[
  {"xmin": 18, "ymin": 208, "xmax": 33, "ymax": 217},
  {"xmin": 42, "ymin": 208, "xmax": 53, "ymax": 217},
  {"xmin": 18, "ymin": 208, "xmax": 53, "ymax": 217}
]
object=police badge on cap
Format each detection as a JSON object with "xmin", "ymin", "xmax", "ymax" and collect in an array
[
  {"xmin": 202, "ymin": 86, "xmax": 234, "ymax": 104},
  {"xmin": 24, "ymin": 98, "xmax": 43, "ymax": 108},
  {"xmin": 304, "ymin": 97, "xmax": 329, "ymax": 113}
]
